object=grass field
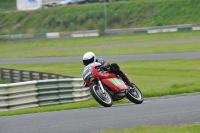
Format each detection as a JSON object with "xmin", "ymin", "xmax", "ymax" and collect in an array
[
  {"xmin": 100, "ymin": 123, "xmax": 200, "ymax": 133},
  {"xmin": 0, "ymin": 0, "xmax": 200, "ymax": 34},
  {"xmin": 1, "ymin": 60, "xmax": 200, "ymax": 97},
  {"xmin": 1, "ymin": 31, "xmax": 200, "ymax": 58}
]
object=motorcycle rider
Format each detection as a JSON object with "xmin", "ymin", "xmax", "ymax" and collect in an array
[{"xmin": 82, "ymin": 51, "xmax": 133, "ymax": 87}]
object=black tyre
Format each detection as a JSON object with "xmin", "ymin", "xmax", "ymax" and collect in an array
[
  {"xmin": 90, "ymin": 83, "xmax": 113, "ymax": 107},
  {"xmin": 126, "ymin": 83, "xmax": 143, "ymax": 104}
]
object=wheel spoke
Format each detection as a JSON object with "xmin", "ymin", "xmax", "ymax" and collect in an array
[
  {"xmin": 93, "ymin": 85, "xmax": 112, "ymax": 104},
  {"xmin": 128, "ymin": 88, "xmax": 142, "ymax": 100}
]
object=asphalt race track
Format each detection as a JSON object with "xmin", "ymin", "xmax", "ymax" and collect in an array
[
  {"xmin": 0, "ymin": 94, "xmax": 200, "ymax": 133},
  {"xmin": 0, "ymin": 52, "xmax": 200, "ymax": 64}
]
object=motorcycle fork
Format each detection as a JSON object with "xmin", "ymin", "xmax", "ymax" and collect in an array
[{"xmin": 97, "ymin": 78, "xmax": 105, "ymax": 94}]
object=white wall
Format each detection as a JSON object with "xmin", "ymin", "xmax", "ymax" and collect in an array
[{"xmin": 17, "ymin": 0, "xmax": 42, "ymax": 11}]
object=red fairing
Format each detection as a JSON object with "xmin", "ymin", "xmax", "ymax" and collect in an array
[
  {"xmin": 102, "ymin": 78, "xmax": 127, "ymax": 92},
  {"xmin": 83, "ymin": 78, "xmax": 91, "ymax": 85},
  {"xmin": 90, "ymin": 65, "xmax": 116, "ymax": 79},
  {"xmin": 89, "ymin": 64, "xmax": 127, "ymax": 92}
]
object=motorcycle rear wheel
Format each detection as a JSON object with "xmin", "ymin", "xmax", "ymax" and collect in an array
[
  {"xmin": 90, "ymin": 83, "xmax": 113, "ymax": 107},
  {"xmin": 126, "ymin": 83, "xmax": 143, "ymax": 104}
]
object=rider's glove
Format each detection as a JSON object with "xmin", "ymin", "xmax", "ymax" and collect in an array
[
  {"xmin": 101, "ymin": 60, "xmax": 110, "ymax": 68},
  {"xmin": 99, "ymin": 65, "xmax": 108, "ymax": 71}
]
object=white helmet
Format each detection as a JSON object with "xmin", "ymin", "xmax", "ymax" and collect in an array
[{"xmin": 83, "ymin": 52, "xmax": 96, "ymax": 66}]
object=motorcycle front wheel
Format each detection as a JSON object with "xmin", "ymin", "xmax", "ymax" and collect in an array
[
  {"xmin": 126, "ymin": 83, "xmax": 144, "ymax": 104},
  {"xmin": 89, "ymin": 83, "xmax": 113, "ymax": 107}
]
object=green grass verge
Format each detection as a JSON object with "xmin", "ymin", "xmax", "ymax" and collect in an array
[
  {"xmin": 2, "ymin": 41, "xmax": 199, "ymax": 58},
  {"xmin": 1, "ymin": 31, "xmax": 200, "ymax": 58},
  {"xmin": 0, "ymin": 59, "xmax": 199, "ymax": 116},
  {"xmin": 0, "ymin": 0, "xmax": 200, "ymax": 34},
  {"xmin": 100, "ymin": 123, "xmax": 200, "ymax": 133},
  {"xmin": 1, "ymin": 60, "xmax": 200, "ymax": 97}
]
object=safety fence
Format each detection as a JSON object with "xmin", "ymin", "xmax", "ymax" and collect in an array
[
  {"xmin": 0, "ymin": 78, "xmax": 90, "ymax": 111},
  {"xmin": 0, "ymin": 24, "xmax": 200, "ymax": 39},
  {"xmin": 104, "ymin": 24, "xmax": 200, "ymax": 35},
  {"xmin": 0, "ymin": 30, "xmax": 99, "ymax": 39},
  {"xmin": 0, "ymin": 68, "xmax": 74, "ymax": 83}
]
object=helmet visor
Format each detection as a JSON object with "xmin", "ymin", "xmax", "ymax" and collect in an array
[{"xmin": 83, "ymin": 56, "xmax": 95, "ymax": 66}]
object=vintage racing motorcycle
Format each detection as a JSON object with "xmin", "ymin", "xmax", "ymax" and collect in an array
[{"xmin": 82, "ymin": 62, "xmax": 144, "ymax": 107}]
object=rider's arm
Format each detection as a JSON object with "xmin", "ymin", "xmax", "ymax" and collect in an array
[
  {"xmin": 82, "ymin": 67, "xmax": 92, "ymax": 86},
  {"xmin": 96, "ymin": 58, "xmax": 110, "ymax": 70}
]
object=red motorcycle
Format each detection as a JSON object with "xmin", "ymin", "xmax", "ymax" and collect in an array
[{"xmin": 83, "ymin": 62, "xmax": 144, "ymax": 107}]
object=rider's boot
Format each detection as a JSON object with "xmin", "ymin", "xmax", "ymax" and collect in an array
[{"xmin": 120, "ymin": 73, "xmax": 133, "ymax": 88}]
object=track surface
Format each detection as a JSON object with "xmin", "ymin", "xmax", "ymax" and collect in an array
[
  {"xmin": 0, "ymin": 94, "xmax": 200, "ymax": 133},
  {"xmin": 0, "ymin": 52, "xmax": 200, "ymax": 64}
]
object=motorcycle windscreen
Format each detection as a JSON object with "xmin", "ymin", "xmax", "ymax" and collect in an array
[{"xmin": 102, "ymin": 78, "xmax": 127, "ymax": 92}]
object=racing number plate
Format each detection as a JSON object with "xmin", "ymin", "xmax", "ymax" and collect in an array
[{"xmin": 82, "ymin": 68, "xmax": 92, "ymax": 80}]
